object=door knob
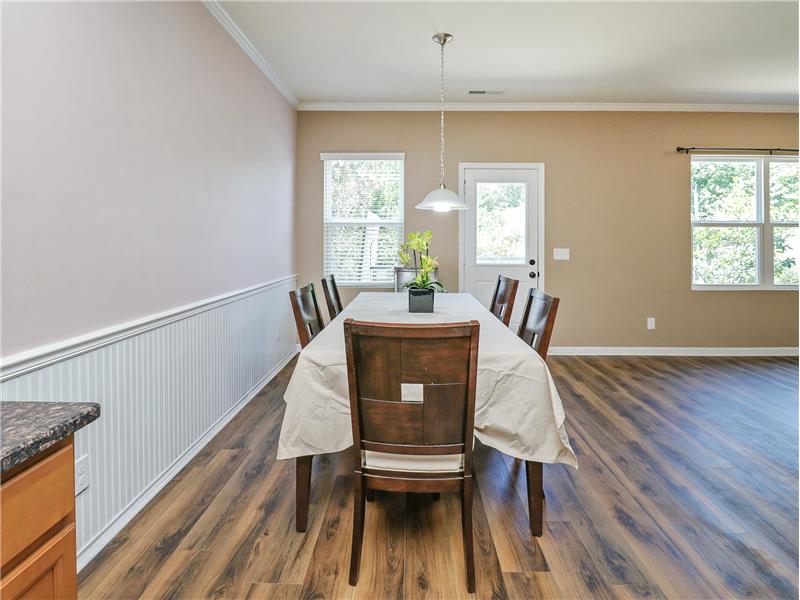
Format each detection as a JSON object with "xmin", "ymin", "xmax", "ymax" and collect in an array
[
  {"xmin": 529, "ymin": 271, "xmax": 537, "ymax": 278},
  {"xmin": 529, "ymin": 259, "xmax": 536, "ymax": 266}
]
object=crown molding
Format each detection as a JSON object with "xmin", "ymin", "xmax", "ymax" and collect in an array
[
  {"xmin": 203, "ymin": 1, "xmax": 299, "ymax": 108},
  {"xmin": 298, "ymin": 101, "xmax": 798, "ymax": 113}
]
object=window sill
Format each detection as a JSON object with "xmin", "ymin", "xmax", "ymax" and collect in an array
[{"xmin": 691, "ymin": 285, "xmax": 799, "ymax": 291}]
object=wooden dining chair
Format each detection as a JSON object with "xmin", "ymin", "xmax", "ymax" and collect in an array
[
  {"xmin": 289, "ymin": 283, "xmax": 325, "ymax": 348},
  {"xmin": 321, "ymin": 274, "xmax": 343, "ymax": 320},
  {"xmin": 515, "ymin": 288, "xmax": 558, "ymax": 538},
  {"xmin": 517, "ymin": 289, "xmax": 560, "ymax": 360},
  {"xmin": 344, "ymin": 318, "xmax": 481, "ymax": 593},
  {"xmin": 488, "ymin": 275, "xmax": 519, "ymax": 327}
]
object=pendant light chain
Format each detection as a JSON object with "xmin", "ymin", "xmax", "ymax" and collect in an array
[
  {"xmin": 415, "ymin": 33, "xmax": 466, "ymax": 212},
  {"xmin": 439, "ymin": 38, "xmax": 446, "ymax": 189}
]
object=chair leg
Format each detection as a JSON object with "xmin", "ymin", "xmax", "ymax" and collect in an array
[
  {"xmin": 461, "ymin": 478, "xmax": 475, "ymax": 593},
  {"xmin": 349, "ymin": 474, "xmax": 367, "ymax": 586},
  {"xmin": 296, "ymin": 455, "xmax": 313, "ymax": 532},
  {"xmin": 526, "ymin": 461, "xmax": 543, "ymax": 537}
]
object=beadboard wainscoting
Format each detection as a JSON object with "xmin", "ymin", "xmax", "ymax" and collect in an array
[{"xmin": 0, "ymin": 275, "xmax": 298, "ymax": 570}]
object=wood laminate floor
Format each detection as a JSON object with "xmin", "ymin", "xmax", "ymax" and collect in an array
[{"xmin": 79, "ymin": 356, "xmax": 798, "ymax": 600}]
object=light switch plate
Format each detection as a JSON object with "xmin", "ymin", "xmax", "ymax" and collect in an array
[
  {"xmin": 553, "ymin": 248, "xmax": 570, "ymax": 260},
  {"xmin": 647, "ymin": 317, "xmax": 656, "ymax": 330}
]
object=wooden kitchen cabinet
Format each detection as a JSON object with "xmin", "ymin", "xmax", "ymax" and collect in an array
[
  {"xmin": 1, "ymin": 438, "xmax": 78, "ymax": 600},
  {"xmin": 1, "ymin": 526, "xmax": 77, "ymax": 600}
]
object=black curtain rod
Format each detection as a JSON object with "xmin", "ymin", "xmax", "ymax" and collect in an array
[{"xmin": 676, "ymin": 146, "xmax": 799, "ymax": 155}]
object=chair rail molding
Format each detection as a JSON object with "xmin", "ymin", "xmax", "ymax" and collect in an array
[
  {"xmin": 1, "ymin": 274, "xmax": 298, "ymax": 381},
  {"xmin": 0, "ymin": 274, "xmax": 299, "ymax": 570}
]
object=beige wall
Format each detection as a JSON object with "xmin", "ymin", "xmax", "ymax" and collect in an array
[
  {"xmin": 2, "ymin": 2, "xmax": 296, "ymax": 356},
  {"xmin": 296, "ymin": 110, "xmax": 798, "ymax": 347}
]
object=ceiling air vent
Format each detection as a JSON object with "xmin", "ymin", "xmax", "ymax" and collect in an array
[{"xmin": 468, "ymin": 90, "xmax": 505, "ymax": 95}]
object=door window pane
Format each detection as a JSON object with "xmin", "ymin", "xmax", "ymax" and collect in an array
[
  {"xmin": 692, "ymin": 226, "xmax": 758, "ymax": 285},
  {"xmin": 476, "ymin": 182, "xmax": 526, "ymax": 265},
  {"xmin": 773, "ymin": 226, "xmax": 798, "ymax": 285},
  {"xmin": 691, "ymin": 160, "xmax": 758, "ymax": 222},
  {"xmin": 769, "ymin": 161, "xmax": 799, "ymax": 223}
]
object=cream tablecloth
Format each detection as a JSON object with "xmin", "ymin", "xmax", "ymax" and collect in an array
[{"xmin": 277, "ymin": 292, "xmax": 577, "ymax": 467}]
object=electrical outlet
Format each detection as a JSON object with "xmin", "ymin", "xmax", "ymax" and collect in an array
[
  {"xmin": 274, "ymin": 325, "xmax": 281, "ymax": 342},
  {"xmin": 75, "ymin": 454, "xmax": 90, "ymax": 495},
  {"xmin": 647, "ymin": 317, "xmax": 656, "ymax": 330}
]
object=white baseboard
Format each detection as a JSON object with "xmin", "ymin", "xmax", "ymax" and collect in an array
[
  {"xmin": 76, "ymin": 347, "xmax": 297, "ymax": 572},
  {"xmin": 549, "ymin": 346, "xmax": 798, "ymax": 357}
]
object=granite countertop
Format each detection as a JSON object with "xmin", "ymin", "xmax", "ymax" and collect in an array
[{"xmin": 1, "ymin": 401, "xmax": 100, "ymax": 472}]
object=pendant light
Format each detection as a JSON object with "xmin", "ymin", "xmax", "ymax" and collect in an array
[{"xmin": 416, "ymin": 33, "xmax": 468, "ymax": 212}]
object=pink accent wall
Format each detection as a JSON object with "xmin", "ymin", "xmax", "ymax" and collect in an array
[{"xmin": 2, "ymin": 2, "xmax": 296, "ymax": 356}]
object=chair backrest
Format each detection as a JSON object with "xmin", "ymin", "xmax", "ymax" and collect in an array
[
  {"xmin": 517, "ymin": 289, "xmax": 560, "ymax": 360},
  {"xmin": 344, "ymin": 319, "xmax": 480, "ymax": 474},
  {"xmin": 488, "ymin": 275, "xmax": 519, "ymax": 327},
  {"xmin": 321, "ymin": 274, "xmax": 343, "ymax": 320},
  {"xmin": 289, "ymin": 283, "xmax": 325, "ymax": 348}
]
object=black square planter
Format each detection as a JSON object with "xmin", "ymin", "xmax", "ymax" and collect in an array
[{"xmin": 408, "ymin": 288, "xmax": 435, "ymax": 313}]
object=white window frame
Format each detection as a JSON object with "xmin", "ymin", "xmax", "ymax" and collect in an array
[
  {"xmin": 691, "ymin": 155, "xmax": 799, "ymax": 291},
  {"xmin": 321, "ymin": 152, "xmax": 405, "ymax": 288}
]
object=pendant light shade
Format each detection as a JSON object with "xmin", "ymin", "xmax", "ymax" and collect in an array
[
  {"xmin": 416, "ymin": 33, "xmax": 467, "ymax": 213},
  {"xmin": 417, "ymin": 186, "xmax": 467, "ymax": 212}
]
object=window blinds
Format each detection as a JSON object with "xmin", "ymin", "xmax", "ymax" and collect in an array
[{"xmin": 323, "ymin": 156, "xmax": 404, "ymax": 286}]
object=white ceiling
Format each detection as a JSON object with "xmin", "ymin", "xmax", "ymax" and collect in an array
[{"xmin": 221, "ymin": 1, "xmax": 799, "ymax": 108}]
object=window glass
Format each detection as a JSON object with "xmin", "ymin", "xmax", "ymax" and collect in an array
[
  {"xmin": 773, "ymin": 226, "xmax": 799, "ymax": 286},
  {"xmin": 476, "ymin": 182, "xmax": 526, "ymax": 265},
  {"xmin": 691, "ymin": 156, "xmax": 798, "ymax": 288},
  {"xmin": 323, "ymin": 158, "xmax": 403, "ymax": 286},
  {"xmin": 691, "ymin": 160, "xmax": 758, "ymax": 222},
  {"xmin": 769, "ymin": 161, "xmax": 799, "ymax": 223},
  {"xmin": 692, "ymin": 226, "xmax": 758, "ymax": 285}
]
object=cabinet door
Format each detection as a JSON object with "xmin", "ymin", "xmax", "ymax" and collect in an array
[
  {"xmin": 1, "ymin": 444, "xmax": 74, "ymax": 567},
  {"xmin": 0, "ymin": 526, "xmax": 77, "ymax": 600}
]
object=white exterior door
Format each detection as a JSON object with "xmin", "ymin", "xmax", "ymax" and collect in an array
[{"xmin": 461, "ymin": 165, "xmax": 542, "ymax": 331}]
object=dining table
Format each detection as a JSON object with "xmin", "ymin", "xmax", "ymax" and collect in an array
[{"xmin": 277, "ymin": 291, "xmax": 577, "ymax": 534}]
